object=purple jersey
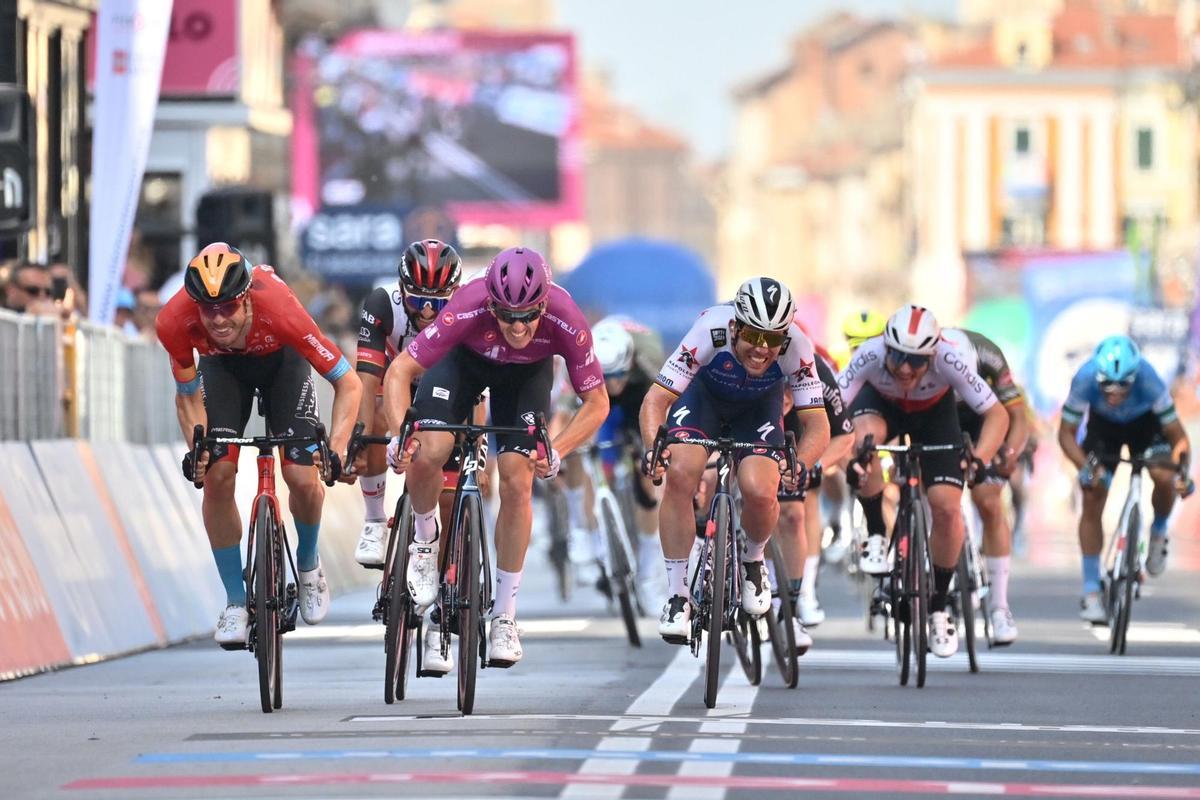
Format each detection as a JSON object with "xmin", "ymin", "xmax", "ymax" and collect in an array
[{"xmin": 406, "ymin": 277, "xmax": 604, "ymax": 395}]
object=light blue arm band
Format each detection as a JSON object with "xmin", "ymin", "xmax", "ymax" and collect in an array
[
  {"xmin": 176, "ymin": 376, "xmax": 201, "ymax": 396},
  {"xmin": 324, "ymin": 355, "xmax": 351, "ymax": 382}
]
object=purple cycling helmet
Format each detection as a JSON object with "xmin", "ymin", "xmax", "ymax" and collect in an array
[{"xmin": 485, "ymin": 247, "xmax": 551, "ymax": 308}]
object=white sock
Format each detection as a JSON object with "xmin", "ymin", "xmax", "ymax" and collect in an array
[
  {"xmin": 564, "ymin": 485, "xmax": 588, "ymax": 531},
  {"xmin": 802, "ymin": 555, "xmax": 820, "ymax": 601},
  {"xmin": 359, "ymin": 472, "xmax": 387, "ymax": 522},
  {"xmin": 664, "ymin": 558, "xmax": 689, "ymax": 597},
  {"xmin": 493, "ymin": 568, "xmax": 523, "ymax": 618},
  {"xmin": 413, "ymin": 508, "xmax": 439, "ymax": 544},
  {"xmin": 987, "ymin": 556, "xmax": 1011, "ymax": 610},
  {"xmin": 742, "ymin": 537, "xmax": 767, "ymax": 562},
  {"xmin": 590, "ymin": 528, "xmax": 606, "ymax": 561}
]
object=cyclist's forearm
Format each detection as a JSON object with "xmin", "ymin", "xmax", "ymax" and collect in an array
[
  {"xmin": 174, "ymin": 392, "xmax": 206, "ymax": 446},
  {"xmin": 822, "ymin": 432, "xmax": 855, "ymax": 467},
  {"xmin": 382, "ymin": 354, "xmax": 421, "ymax": 433},
  {"xmin": 1164, "ymin": 419, "xmax": 1190, "ymax": 462},
  {"xmin": 356, "ymin": 371, "xmax": 381, "ymax": 431},
  {"xmin": 975, "ymin": 403, "xmax": 1009, "ymax": 462},
  {"xmin": 1004, "ymin": 402, "xmax": 1030, "ymax": 457},
  {"xmin": 639, "ymin": 385, "xmax": 675, "ymax": 449},
  {"xmin": 794, "ymin": 408, "xmax": 830, "ymax": 468},
  {"xmin": 1058, "ymin": 420, "xmax": 1086, "ymax": 469},
  {"xmin": 553, "ymin": 388, "xmax": 608, "ymax": 458},
  {"xmin": 329, "ymin": 370, "xmax": 363, "ymax": 453}
]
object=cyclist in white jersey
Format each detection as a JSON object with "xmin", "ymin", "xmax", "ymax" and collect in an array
[{"xmin": 837, "ymin": 304, "xmax": 1008, "ymax": 658}]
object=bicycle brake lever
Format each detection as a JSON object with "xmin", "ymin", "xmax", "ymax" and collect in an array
[{"xmin": 190, "ymin": 424, "xmax": 206, "ymax": 489}]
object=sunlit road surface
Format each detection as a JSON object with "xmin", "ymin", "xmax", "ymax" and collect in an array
[{"xmin": 5, "ymin": 523, "xmax": 1200, "ymax": 800}]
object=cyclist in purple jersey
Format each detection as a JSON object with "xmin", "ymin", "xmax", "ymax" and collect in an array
[{"xmin": 383, "ymin": 247, "xmax": 608, "ymax": 668}]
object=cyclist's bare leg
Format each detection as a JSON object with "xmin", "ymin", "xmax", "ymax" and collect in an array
[
  {"xmin": 405, "ymin": 431, "xmax": 457, "ymax": 517},
  {"xmin": 800, "ymin": 490, "xmax": 822, "ymax": 606},
  {"xmin": 660, "ymin": 443, "xmax": 709, "ymax": 598},
  {"xmin": 1078, "ymin": 485, "xmax": 1107, "ymax": 558},
  {"xmin": 927, "ymin": 482, "xmax": 965, "ymax": 612},
  {"xmin": 1148, "ymin": 466, "xmax": 1178, "ymax": 521},
  {"xmin": 201, "ymin": 460, "xmax": 242, "ymax": 549},
  {"xmin": 776, "ymin": 500, "xmax": 806, "ymax": 583},
  {"xmin": 494, "ymin": 451, "xmax": 536, "ymax": 572},
  {"xmin": 851, "ymin": 413, "xmax": 888, "ymax": 532},
  {"xmin": 737, "ymin": 454, "xmax": 783, "ymax": 560},
  {"xmin": 282, "ymin": 462, "xmax": 324, "ymax": 526},
  {"xmin": 973, "ymin": 481, "xmax": 1014, "ymax": 619}
]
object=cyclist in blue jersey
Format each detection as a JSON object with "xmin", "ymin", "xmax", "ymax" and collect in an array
[
  {"xmin": 1057, "ymin": 335, "xmax": 1193, "ymax": 623},
  {"xmin": 640, "ymin": 277, "xmax": 831, "ymax": 644}
]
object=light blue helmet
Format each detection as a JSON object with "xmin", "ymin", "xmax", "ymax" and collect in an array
[{"xmin": 1093, "ymin": 335, "xmax": 1141, "ymax": 384}]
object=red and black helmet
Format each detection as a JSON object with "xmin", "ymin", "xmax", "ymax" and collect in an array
[{"xmin": 399, "ymin": 239, "xmax": 462, "ymax": 296}]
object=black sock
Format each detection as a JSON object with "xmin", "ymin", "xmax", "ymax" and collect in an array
[
  {"xmin": 931, "ymin": 566, "xmax": 955, "ymax": 612},
  {"xmin": 789, "ymin": 577, "xmax": 803, "ymax": 604},
  {"xmin": 859, "ymin": 493, "xmax": 886, "ymax": 536}
]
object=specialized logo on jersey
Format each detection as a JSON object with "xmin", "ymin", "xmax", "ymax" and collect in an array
[
  {"xmin": 671, "ymin": 406, "xmax": 691, "ymax": 426},
  {"xmin": 676, "ymin": 346, "xmax": 698, "ymax": 369},
  {"xmin": 757, "ymin": 421, "xmax": 775, "ymax": 441}
]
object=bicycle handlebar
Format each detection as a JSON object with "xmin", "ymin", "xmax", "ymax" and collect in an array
[
  {"xmin": 189, "ymin": 423, "xmax": 340, "ymax": 488},
  {"xmin": 646, "ymin": 425, "xmax": 798, "ymax": 488},
  {"xmin": 349, "ymin": 409, "xmax": 553, "ymax": 473}
]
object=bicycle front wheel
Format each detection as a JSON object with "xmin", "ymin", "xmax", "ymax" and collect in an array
[
  {"xmin": 599, "ymin": 493, "xmax": 641, "ymax": 647},
  {"xmin": 457, "ymin": 492, "xmax": 484, "ymax": 715},
  {"xmin": 909, "ymin": 502, "xmax": 930, "ymax": 689},
  {"xmin": 253, "ymin": 496, "xmax": 281, "ymax": 714},
  {"xmin": 1112, "ymin": 505, "xmax": 1140, "ymax": 655},
  {"xmin": 704, "ymin": 496, "xmax": 731, "ymax": 709},
  {"xmin": 957, "ymin": 549, "xmax": 978, "ymax": 674},
  {"xmin": 384, "ymin": 494, "xmax": 415, "ymax": 704},
  {"xmin": 765, "ymin": 537, "xmax": 798, "ymax": 688}
]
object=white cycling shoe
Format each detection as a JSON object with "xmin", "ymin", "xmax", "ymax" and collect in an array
[
  {"xmin": 215, "ymin": 604, "xmax": 248, "ymax": 647},
  {"xmin": 406, "ymin": 537, "xmax": 440, "ymax": 608},
  {"xmin": 860, "ymin": 534, "xmax": 889, "ymax": 575},
  {"xmin": 422, "ymin": 625, "xmax": 453, "ymax": 675},
  {"xmin": 790, "ymin": 617, "xmax": 813, "ymax": 655},
  {"xmin": 990, "ymin": 606, "xmax": 1018, "ymax": 645},
  {"xmin": 298, "ymin": 562, "xmax": 330, "ymax": 624},
  {"xmin": 929, "ymin": 610, "xmax": 958, "ymax": 658},
  {"xmin": 659, "ymin": 595, "xmax": 692, "ymax": 644},
  {"xmin": 488, "ymin": 614, "xmax": 523, "ymax": 667},
  {"xmin": 355, "ymin": 521, "xmax": 388, "ymax": 567},
  {"xmin": 1146, "ymin": 535, "xmax": 1169, "ymax": 577},
  {"xmin": 741, "ymin": 561, "xmax": 771, "ymax": 616},
  {"xmin": 798, "ymin": 596, "xmax": 826, "ymax": 627},
  {"xmin": 1079, "ymin": 592, "xmax": 1107, "ymax": 625}
]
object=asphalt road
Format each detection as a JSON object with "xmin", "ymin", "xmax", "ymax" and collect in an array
[{"xmin": 5, "ymin": 525, "xmax": 1200, "ymax": 800}]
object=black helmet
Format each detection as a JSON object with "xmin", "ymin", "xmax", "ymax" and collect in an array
[{"xmin": 399, "ymin": 239, "xmax": 462, "ymax": 295}]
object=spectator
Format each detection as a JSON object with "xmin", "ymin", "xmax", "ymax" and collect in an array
[
  {"xmin": 48, "ymin": 262, "xmax": 86, "ymax": 321},
  {"xmin": 115, "ymin": 288, "xmax": 139, "ymax": 336},
  {"xmin": 3, "ymin": 262, "xmax": 57, "ymax": 316},
  {"xmin": 133, "ymin": 288, "xmax": 162, "ymax": 334}
]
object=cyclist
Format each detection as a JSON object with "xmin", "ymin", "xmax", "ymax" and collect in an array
[
  {"xmin": 351, "ymin": 239, "xmax": 464, "ymax": 566},
  {"xmin": 640, "ymin": 277, "xmax": 830, "ymax": 644},
  {"xmin": 940, "ymin": 327, "xmax": 1029, "ymax": 645},
  {"xmin": 156, "ymin": 242, "xmax": 363, "ymax": 646},
  {"xmin": 1057, "ymin": 335, "xmax": 1193, "ymax": 623},
  {"xmin": 558, "ymin": 316, "xmax": 666, "ymax": 594},
  {"xmin": 777, "ymin": 335, "xmax": 855, "ymax": 637},
  {"xmin": 838, "ymin": 304, "xmax": 1007, "ymax": 658},
  {"xmin": 384, "ymin": 247, "xmax": 608, "ymax": 667}
]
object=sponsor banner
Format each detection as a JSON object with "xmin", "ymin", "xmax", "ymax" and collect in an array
[
  {"xmin": 292, "ymin": 30, "xmax": 582, "ymax": 227},
  {"xmin": 87, "ymin": 0, "xmax": 172, "ymax": 324}
]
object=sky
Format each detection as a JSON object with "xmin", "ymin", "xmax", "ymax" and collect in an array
[{"xmin": 557, "ymin": 0, "xmax": 959, "ymax": 161}]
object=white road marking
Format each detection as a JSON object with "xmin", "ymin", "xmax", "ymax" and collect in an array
[{"xmin": 1089, "ymin": 623, "xmax": 1200, "ymax": 645}]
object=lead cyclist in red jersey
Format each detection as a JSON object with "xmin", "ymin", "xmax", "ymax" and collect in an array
[{"xmin": 156, "ymin": 242, "xmax": 363, "ymax": 646}]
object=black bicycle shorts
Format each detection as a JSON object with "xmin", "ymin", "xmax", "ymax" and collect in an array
[
  {"xmin": 199, "ymin": 347, "xmax": 320, "ymax": 467},
  {"xmin": 412, "ymin": 345, "xmax": 554, "ymax": 456},
  {"xmin": 666, "ymin": 378, "xmax": 785, "ymax": 463},
  {"xmin": 1082, "ymin": 411, "xmax": 1170, "ymax": 471},
  {"xmin": 850, "ymin": 384, "xmax": 964, "ymax": 489}
]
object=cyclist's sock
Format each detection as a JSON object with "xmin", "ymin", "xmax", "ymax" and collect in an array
[
  {"xmin": 564, "ymin": 485, "xmax": 588, "ymax": 531},
  {"xmin": 859, "ymin": 493, "xmax": 887, "ymax": 536},
  {"xmin": 1082, "ymin": 554, "xmax": 1101, "ymax": 594},
  {"xmin": 493, "ymin": 568, "xmax": 523, "ymax": 618},
  {"xmin": 212, "ymin": 545, "xmax": 246, "ymax": 606},
  {"xmin": 788, "ymin": 577, "xmax": 803, "ymax": 605},
  {"xmin": 294, "ymin": 520, "xmax": 320, "ymax": 572},
  {"xmin": 1150, "ymin": 514, "xmax": 1169, "ymax": 539},
  {"xmin": 590, "ymin": 527, "xmax": 606, "ymax": 562},
  {"xmin": 742, "ymin": 537, "xmax": 767, "ymax": 562},
  {"xmin": 359, "ymin": 472, "xmax": 387, "ymax": 522},
  {"xmin": 413, "ymin": 508, "xmax": 439, "ymax": 544},
  {"xmin": 930, "ymin": 565, "xmax": 955, "ymax": 612},
  {"xmin": 664, "ymin": 558, "xmax": 689, "ymax": 597},
  {"xmin": 801, "ymin": 556, "xmax": 820, "ymax": 601},
  {"xmin": 986, "ymin": 556, "xmax": 1010, "ymax": 610}
]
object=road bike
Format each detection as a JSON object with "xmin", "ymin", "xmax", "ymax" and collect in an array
[
  {"xmin": 648, "ymin": 427, "xmax": 797, "ymax": 708},
  {"xmin": 189, "ymin": 417, "xmax": 337, "ymax": 714},
  {"xmin": 580, "ymin": 437, "xmax": 643, "ymax": 646}
]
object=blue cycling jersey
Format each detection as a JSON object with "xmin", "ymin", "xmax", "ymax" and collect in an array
[{"xmin": 1061, "ymin": 360, "xmax": 1176, "ymax": 426}]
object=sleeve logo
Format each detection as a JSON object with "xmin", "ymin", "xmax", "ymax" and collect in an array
[
  {"xmin": 676, "ymin": 345, "xmax": 698, "ymax": 369},
  {"xmin": 710, "ymin": 328, "xmax": 727, "ymax": 347}
]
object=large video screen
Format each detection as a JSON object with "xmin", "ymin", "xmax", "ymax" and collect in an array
[{"xmin": 292, "ymin": 30, "xmax": 581, "ymax": 225}]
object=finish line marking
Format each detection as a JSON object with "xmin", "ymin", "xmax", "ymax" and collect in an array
[
  {"xmin": 63, "ymin": 770, "xmax": 1200, "ymax": 797},
  {"xmin": 344, "ymin": 713, "xmax": 1200, "ymax": 738},
  {"xmin": 132, "ymin": 747, "xmax": 1200, "ymax": 776}
]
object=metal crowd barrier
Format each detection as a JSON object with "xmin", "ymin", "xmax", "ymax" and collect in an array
[{"xmin": 0, "ymin": 309, "xmax": 178, "ymax": 444}]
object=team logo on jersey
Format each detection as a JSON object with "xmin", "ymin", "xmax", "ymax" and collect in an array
[
  {"xmin": 794, "ymin": 358, "xmax": 815, "ymax": 380},
  {"xmin": 484, "ymin": 330, "xmax": 497, "ymax": 342},
  {"xmin": 677, "ymin": 346, "xmax": 698, "ymax": 368},
  {"xmin": 710, "ymin": 328, "xmax": 727, "ymax": 347},
  {"xmin": 757, "ymin": 421, "xmax": 775, "ymax": 441},
  {"xmin": 723, "ymin": 360, "xmax": 734, "ymax": 371},
  {"xmin": 441, "ymin": 311, "xmax": 455, "ymax": 327},
  {"xmin": 576, "ymin": 329, "xmax": 589, "ymax": 347},
  {"xmin": 671, "ymin": 406, "xmax": 691, "ymax": 426},
  {"xmin": 521, "ymin": 412, "xmax": 537, "ymax": 426}
]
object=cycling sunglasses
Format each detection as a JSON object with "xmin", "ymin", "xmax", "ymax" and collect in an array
[
  {"xmin": 198, "ymin": 297, "xmax": 246, "ymax": 319},
  {"xmin": 18, "ymin": 284, "xmax": 53, "ymax": 298},
  {"xmin": 885, "ymin": 347, "xmax": 931, "ymax": 370},
  {"xmin": 1099, "ymin": 377, "xmax": 1135, "ymax": 392},
  {"xmin": 490, "ymin": 301, "xmax": 544, "ymax": 325},
  {"xmin": 403, "ymin": 291, "xmax": 452, "ymax": 315},
  {"xmin": 736, "ymin": 324, "xmax": 787, "ymax": 349}
]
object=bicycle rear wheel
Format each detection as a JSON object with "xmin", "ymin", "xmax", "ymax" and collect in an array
[
  {"xmin": 457, "ymin": 492, "xmax": 484, "ymax": 715},
  {"xmin": 253, "ymin": 497, "xmax": 281, "ymax": 714},
  {"xmin": 910, "ymin": 502, "xmax": 930, "ymax": 689},
  {"xmin": 599, "ymin": 493, "xmax": 640, "ymax": 647},
  {"xmin": 384, "ymin": 494, "xmax": 415, "ymax": 704},
  {"xmin": 704, "ymin": 496, "xmax": 731, "ymax": 709},
  {"xmin": 765, "ymin": 538, "xmax": 798, "ymax": 688},
  {"xmin": 730, "ymin": 609, "xmax": 761, "ymax": 686},
  {"xmin": 957, "ymin": 550, "xmax": 978, "ymax": 674},
  {"xmin": 547, "ymin": 485, "xmax": 572, "ymax": 603}
]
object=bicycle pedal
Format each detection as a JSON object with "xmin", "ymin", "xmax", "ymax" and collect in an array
[
  {"xmin": 486, "ymin": 657, "xmax": 518, "ymax": 669},
  {"xmin": 660, "ymin": 634, "xmax": 689, "ymax": 646},
  {"xmin": 361, "ymin": 563, "xmax": 385, "ymax": 572},
  {"xmin": 217, "ymin": 641, "xmax": 248, "ymax": 652},
  {"xmin": 417, "ymin": 668, "xmax": 448, "ymax": 678}
]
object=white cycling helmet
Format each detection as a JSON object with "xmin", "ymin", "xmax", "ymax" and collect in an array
[
  {"xmin": 939, "ymin": 327, "xmax": 977, "ymax": 368},
  {"xmin": 734, "ymin": 277, "xmax": 795, "ymax": 333},
  {"xmin": 884, "ymin": 304, "xmax": 941, "ymax": 356},
  {"xmin": 592, "ymin": 317, "xmax": 635, "ymax": 376}
]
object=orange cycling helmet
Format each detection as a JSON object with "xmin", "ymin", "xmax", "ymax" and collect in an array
[{"xmin": 185, "ymin": 242, "xmax": 252, "ymax": 304}]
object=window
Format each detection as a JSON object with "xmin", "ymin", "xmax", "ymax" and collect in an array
[
  {"xmin": 1136, "ymin": 128, "xmax": 1154, "ymax": 170},
  {"xmin": 1014, "ymin": 126, "xmax": 1031, "ymax": 155}
]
